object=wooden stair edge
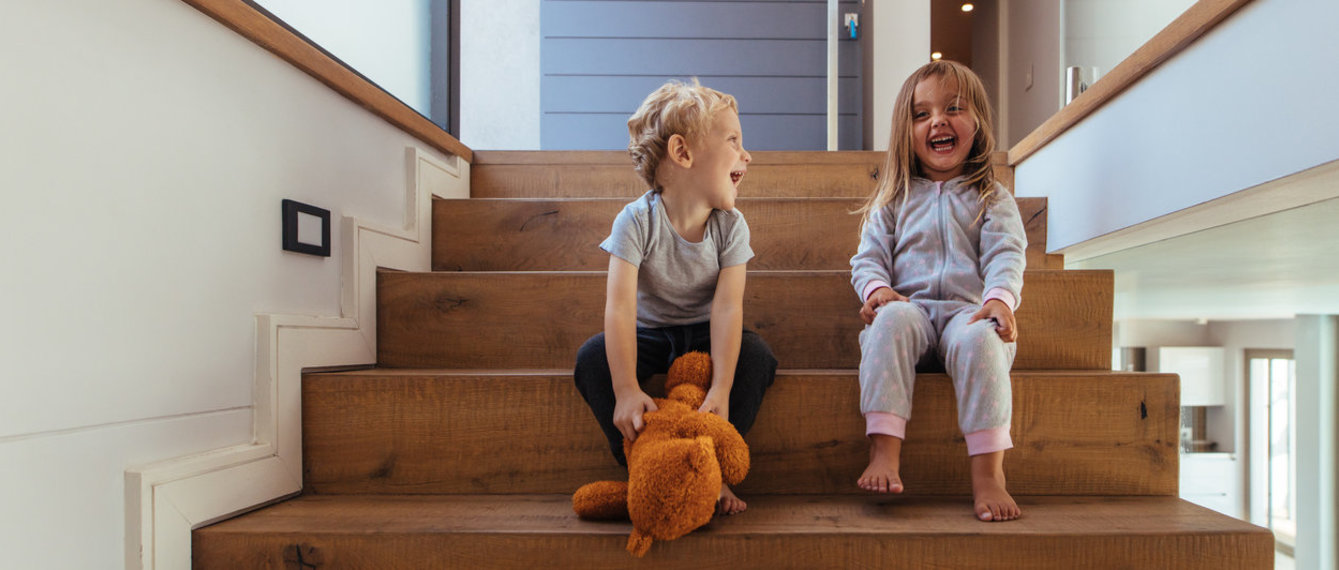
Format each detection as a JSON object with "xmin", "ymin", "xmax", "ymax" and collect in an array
[
  {"xmin": 194, "ymin": 494, "xmax": 1273, "ymax": 569},
  {"xmin": 473, "ymin": 150, "xmax": 886, "ymax": 165}
]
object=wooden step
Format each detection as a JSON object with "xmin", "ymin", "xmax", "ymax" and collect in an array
[
  {"xmin": 194, "ymin": 494, "xmax": 1273, "ymax": 569},
  {"xmin": 432, "ymin": 197, "xmax": 1063, "ymax": 271},
  {"xmin": 471, "ymin": 150, "xmax": 1019, "ymax": 198},
  {"xmin": 376, "ymin": 270, "xmax": 1111, "ymax": 370},
  {"xmin": 472, "ymin": 150, "xmax": 884, "ymax": 199},
  {"xmin": 302, "ymin": 370, "xmax": 1174, "ymax": 496}
]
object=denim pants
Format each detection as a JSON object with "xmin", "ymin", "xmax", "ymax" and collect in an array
[{"xmin": 573, "ymin": 321, "xmax": 778, "ymax": 465}]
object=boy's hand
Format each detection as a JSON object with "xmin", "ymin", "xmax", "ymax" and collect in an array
[
  {"xmin": 614, "ymin": 390, "xmax": 658, "ymax": 442},
  {"xmin": 968, "ymin": 299, "xmax": 1017, "ymax": 342},
  {"xmin": 860, "ymin": 286, "xmax": 909, "ymax": 324},
  {"xmin": 697, "ymin": 388, "xmax": 730, "ymax": 422}
]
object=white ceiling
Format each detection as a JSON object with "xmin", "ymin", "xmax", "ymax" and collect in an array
[{"xmin": 1070, "ymin": 192, "xmax": 1339, "ymax": 322}]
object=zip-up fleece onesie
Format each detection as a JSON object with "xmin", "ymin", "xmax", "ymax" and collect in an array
[{"xmin": 850, "ymin": 177, "xmax": 1026, "ymax": 456}]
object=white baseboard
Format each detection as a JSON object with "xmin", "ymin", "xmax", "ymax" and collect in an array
[{"xmin": 124, "ymin": 147, "xmax": 467, "ymax": 570}]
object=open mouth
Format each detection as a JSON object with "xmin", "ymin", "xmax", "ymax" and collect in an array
[
  {"xmin": 730, "ymin": 169, "xmax": 745, "ymax": 185},
  {"xmin": 929, "ymin": 135, "xmax": 957, "ymax": 154}
]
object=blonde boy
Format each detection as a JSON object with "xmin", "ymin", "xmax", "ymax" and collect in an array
[{"xmin": 573, "ymin": 80, "xmax": 777, "ymax": 515}]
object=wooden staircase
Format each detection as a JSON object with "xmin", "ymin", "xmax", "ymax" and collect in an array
[{"xmin": 194, "ymin": 151, "xmax": 1274, "ymax": 568}]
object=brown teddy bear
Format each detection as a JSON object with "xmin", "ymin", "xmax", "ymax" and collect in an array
[{"xmin": 572, "ymin": 351, "xmax": 750, "ymax": 557}]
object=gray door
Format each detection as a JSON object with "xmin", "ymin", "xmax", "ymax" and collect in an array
[{"xmin": 541, "ymin": 0, "xmax": 861, "ymax": 150}]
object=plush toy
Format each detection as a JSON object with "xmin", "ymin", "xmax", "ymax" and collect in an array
[{"xmin": 572, "ymin": 351, "xmax": 750, "ymax": 557}]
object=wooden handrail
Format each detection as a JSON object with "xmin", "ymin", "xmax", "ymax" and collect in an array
[
  {"xmin": 180, "ymin": 0, "xmax": 473, "ymax": 162},
  {"xmin": 1006, "ymin": 0, "xmax": 1254, "ymax": 166}
]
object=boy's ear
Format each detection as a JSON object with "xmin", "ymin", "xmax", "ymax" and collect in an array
[{"xmin": 666, "ymin": 134, "xmax": 693, "ymax": 168}]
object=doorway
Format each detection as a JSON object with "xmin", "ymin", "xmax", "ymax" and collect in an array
[{"xmin": 1248, "ymin": 349, "xmax": 1296, "ymax": 555}]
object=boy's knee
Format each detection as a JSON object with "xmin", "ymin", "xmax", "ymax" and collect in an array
[{"xmin": 575, "ymin": 334, "xmax": 607, "ymax": 364}]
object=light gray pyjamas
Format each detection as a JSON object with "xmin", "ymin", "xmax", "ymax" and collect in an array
[{"xmin": 850, "ymin": 177, "xmax": 1027, "ymax": 456}]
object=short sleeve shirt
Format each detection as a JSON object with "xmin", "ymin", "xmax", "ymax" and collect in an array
[{"xmin": 600, "ymin": 191, "xmax": 754, "ymax": 327}]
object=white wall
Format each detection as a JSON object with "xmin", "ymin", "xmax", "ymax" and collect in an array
[
  {"xmin": 257, "ymin": 0, "xmax": 434, "ymax": 113},
  {"xmin": 1016, "ymin": 0, "xmax": 1339, "ymax": 252},
  {"xmin": 0, "ymin": 0, "xmax": 459, "ymax": 566},
  {"xmin": 460, "ymin": 0, "xmax": 540, "ymax": 149},
  {"xmin": 1004, "ymin": 0, "xmax": 1061, "ymax": 148},
  {"xmin": 1063, "ymin": 0, "xmax": 1196, "ymax": 82},
  {"xmin": 864, "ymin": 0, "xmax": 930, "ymax": 151}
]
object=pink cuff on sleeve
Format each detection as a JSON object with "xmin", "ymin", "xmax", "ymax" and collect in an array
[
  {"xmin": 964, "ymin": 427, "xmax": 1013, "ymax": 456},
  {"xmin": 983, "ymin": 287, "xmax": 1018, "ymax": 312},
  {"xmin": 865, "ymin": 412, "xmax": 907, "ymax": 439},
  {"xmin": 863, "ymin": 280, "xmax": 892, "ymax": 303}
]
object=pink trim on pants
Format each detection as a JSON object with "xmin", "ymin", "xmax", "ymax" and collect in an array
[
  {"xmin": 865, "ymin": 411, "xmax": 907, "ymax": 439},
  {"xmin": 965, "ymin": 426, "xmax": 1013, "ymax": 456}
]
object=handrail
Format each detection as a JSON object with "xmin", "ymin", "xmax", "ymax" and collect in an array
[
  {"xmin": 1006, "ymin": 0, "xmax": 1254, "ymax": 166},
  {"xmin": 179, "ymin": 0, "xmax": 473, "ymax": 163}
]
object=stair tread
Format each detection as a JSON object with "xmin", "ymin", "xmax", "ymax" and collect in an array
[
  {"xmin": 200, "ymin": 494, "xmax": 1265, "ymax": 537},
  {"xmin": 473, "ymin": 150, "xmax": 887, "ymax": 165},
  {"xmin": 194, "ymin": 494, "xmax": 1272, "ymax": 568}
]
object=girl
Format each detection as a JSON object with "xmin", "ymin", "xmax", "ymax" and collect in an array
[{"xmin": 850, "ymin": 60, "xmax": 1027, "ymax": 522}]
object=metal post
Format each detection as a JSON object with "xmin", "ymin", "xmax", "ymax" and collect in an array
[{"xmin": 827, "ymin": 0, "xmax": 838, "ymax": 150}]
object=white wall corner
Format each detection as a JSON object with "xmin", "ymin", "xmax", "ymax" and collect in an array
[{"xmin": 124, "ymin": 145, "xmax": 467, "ymax": 570}]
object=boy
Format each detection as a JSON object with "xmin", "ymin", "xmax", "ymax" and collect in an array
[{"xmin": 573, "ymin": 80, "xmax": 777, "ymax": 515}]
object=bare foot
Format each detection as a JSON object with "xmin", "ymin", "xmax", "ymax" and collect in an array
[
  {"xmin": 717, "ymin": 484, "xmax": 747, "ymax": 515},
  {"xmin": 971, "ymin": 451, "xmax": 1020, "ymax": 522},
  {"xmin": 857, "ymin": 434, "xmax": 904, "ymax": 493}
]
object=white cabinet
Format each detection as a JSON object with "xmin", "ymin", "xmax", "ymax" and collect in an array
[
  {"xmin": 1180, "ymin": 453, "xmax": 1241, "ymax": 518},
  {"xmin": 1149, "ymin": 346, "xmax": 1226, "ymax": 406}
]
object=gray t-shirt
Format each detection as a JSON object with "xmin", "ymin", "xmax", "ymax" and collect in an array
[{"xmin": 600, "ymin": 191, "xmax": 754, "ymax": 328}]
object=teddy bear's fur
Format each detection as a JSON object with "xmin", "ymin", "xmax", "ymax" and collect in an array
[{"xmin": 572, "ymin": 351, "xmax": 750, "ymax": 557}]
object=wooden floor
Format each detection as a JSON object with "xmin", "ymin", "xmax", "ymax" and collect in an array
[{"xmin": 194, "ymin": 494, "xmax": 1273, "ymax": 569}]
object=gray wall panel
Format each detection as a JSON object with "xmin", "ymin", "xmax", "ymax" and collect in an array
[
  {"xmin": 545, "ymin": 2, "xmax": 828, "ymax": 39},
  {"xmin": 542, "ymin": 113, "xmax": 859, "ymax": 151},
  {"xmin": 542, "ymin": 75, "xmax": 859, "ymax": 114},
  {"xmin": 541, "ymin": 0, "xmax": 862, "ymax": 150},
  {"xmin": 543, "ymin": 38, "xmax": 859, "ymax": 76}
]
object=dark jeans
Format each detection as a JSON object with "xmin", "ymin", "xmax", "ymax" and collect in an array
[{"xmin": 573, "ymin": 322, "xmax": 778, "ymax": 465}]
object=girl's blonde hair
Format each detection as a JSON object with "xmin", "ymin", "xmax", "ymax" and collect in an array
[
  {"xmin": 859, "ymin": 60, "xmax": 998, "ymax": 222},
  {"xmin": 627, "ymin": 79, "xmax": 738, "ymax": 192}
]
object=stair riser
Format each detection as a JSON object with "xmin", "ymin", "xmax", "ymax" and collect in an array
[
  {"xmin": 469, "ymin": 151, "xmax": 1015, "ymax": 200},
  {"xmin": 376, "ymin": 270, "xmax": 1113, "ymax": 370},
  {"xmin": 432, "ymin": 197, "xmax": 1062, "ymax": 272},
  {"xmin": 302, "ymin": 373, "xmax": 1178, "ymax": 496}
]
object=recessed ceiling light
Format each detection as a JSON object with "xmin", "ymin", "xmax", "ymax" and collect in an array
[
  {"xmin": 931, "ymin": 52, "xmax": 943, "ymax": 61},
  {"xmin": 961, "ymin": 3, "xmax": 975, "ymax": 12}
]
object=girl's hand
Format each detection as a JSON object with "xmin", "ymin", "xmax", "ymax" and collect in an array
[
  {"xmin": 697, "ymin": 388, "xmax": 730, "ymax": 422},
  {"xmin": 969, "ymin": 299, "xmax": 1017, "ymax": 342},
  {"xmin": 860, "ymin": 287, "xmax": 909, "ymax": 324},
  {"xmin": 614, "ymin": 390, "xmax": 659, "ymax": 442}
]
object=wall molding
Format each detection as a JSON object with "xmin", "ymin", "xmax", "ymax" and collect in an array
[{"xmin": 125, "ymin": 147, "xmax": 467, "ymax": 570}]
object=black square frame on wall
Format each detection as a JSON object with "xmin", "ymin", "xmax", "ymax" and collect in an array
[{"xmin": 281, "ymin": 199, "xmax": 331, "ymax": 257}]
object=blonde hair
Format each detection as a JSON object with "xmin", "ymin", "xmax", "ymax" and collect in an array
[
  {"xmin": 859, "ymin": 60, "xmax": 998, "ymax": 223},
  {"xmin": 627, "ymin": 79, "xmax": 738, "ymax": 192}
]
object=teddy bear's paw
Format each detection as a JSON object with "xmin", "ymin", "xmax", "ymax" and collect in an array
[{"xmin": 573, "ymin": 480, "xmax": 630, "ymax": 520}]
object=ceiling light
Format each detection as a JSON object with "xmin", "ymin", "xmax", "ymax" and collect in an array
[
  {"xmin": 931, "ymin": 52, "xmax": 943, "ymax": 61},
  {"xmin": 961, "ymin": 3, "xmax": 974, "ymax": 12}
]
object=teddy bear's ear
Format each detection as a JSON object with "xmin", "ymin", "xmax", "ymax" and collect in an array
[{"xmin": 666, "ymin": 351, "xmax": 712, "ymax": 390}]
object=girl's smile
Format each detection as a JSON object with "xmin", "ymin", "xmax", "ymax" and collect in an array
[{"xmin": 912, "ymin": 76, "xmax": 976, "ymax": 182}]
